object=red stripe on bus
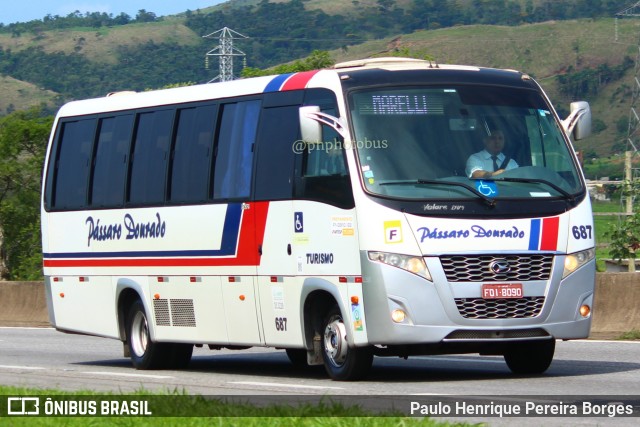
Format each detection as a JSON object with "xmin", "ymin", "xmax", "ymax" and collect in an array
[
  {"xmin": 280, "ymin": 70, "xmax": 320, "ymax": 91},
  {"xmin": 43, "ymin": 202, "xmax": 270, "ymax": 268},
  {"xmin": 539, "ymin": 216, "xmax": 559, "ymax": 251}
]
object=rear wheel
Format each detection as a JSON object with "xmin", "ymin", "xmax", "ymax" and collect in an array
[
  {"xmin": 126, "ymin": 300, "xmax": 192, "ymax": 370},
  {"xmin": 321, "ymin": 305, "xmax": 372, "ymax": 381},
  {"xmin": 168, "ymin": 343, "xmax": 193, "ymax": 369},
  {"xmin": 504, "ymin": 339, "xmax": 555, "ymax": 374}
]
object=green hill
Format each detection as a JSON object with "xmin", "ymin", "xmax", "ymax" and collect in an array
[
  {"xmin": 330, "ymin": 18, "xmax": 640, "ymax": 159},
  {"xmin": 0, "ymin": 0, "xmax": 637, "ymax": 161}
]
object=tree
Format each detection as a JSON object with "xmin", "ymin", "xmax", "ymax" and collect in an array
[
  {"xmin": 135, "ymin": 10, "xmax": 158, "ymax": 23},
  {"xmin": 0, "ymin": 107, "xmax": 52, "ymax": 280},
  {"xmin": 241, "ymin": 50, "xmax": 335, "ymax": 77},
  {"xmin": 607, "ymin": 179, "xmax": 640, "ymax": 272}
]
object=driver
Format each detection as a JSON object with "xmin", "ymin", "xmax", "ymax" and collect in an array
[{"xmin": 466, "ymin": 130, "xmax": 518, "ymax": 179}]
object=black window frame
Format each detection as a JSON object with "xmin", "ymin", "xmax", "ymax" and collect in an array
[{"xmin": 44, "ymin": 88, "xmax": 351, "ymax": 212}]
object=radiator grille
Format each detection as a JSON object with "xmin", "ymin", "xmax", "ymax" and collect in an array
[
  {"xmin": 153, "ymin": 299, "xmax": 171, "ymax": 326},
  {"xmin": 445, "ymin": 328, "xmax": 550, "ymax": 340},
  {"xmin": 455, "ymin": 296, "xmax": 545, "ymax": 319},
  {"xmin": 153, "ymin": 298, "xmax": 196, "ymax": 327},
  {"xmin": 440, "ymin": 254, "xmax": 553, "ymax": 282},
  {"xmin": 170, "ymin": 299, "xmax": 196, "ymax": 327}
]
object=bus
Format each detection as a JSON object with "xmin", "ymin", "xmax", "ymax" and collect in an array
[{"xmin": 41, "ymin": 57, "xmax": 594, "ymax": 381}]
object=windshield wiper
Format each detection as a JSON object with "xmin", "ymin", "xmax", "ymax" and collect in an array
[
  {"xmin": 495, "ymin": 177, "xmax": 575, "ymax": 202},
  {"xmin": 379, "ymin": 179, "xmax": 496, "ymax": 207}
]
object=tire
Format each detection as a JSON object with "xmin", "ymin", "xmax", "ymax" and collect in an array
[
  {"xmin": 321, "ymin": 305, "xmax": 373, "ymax": 381},
  {"xmin": 504, "ymin": 339, "xmax": 555, "ymax": 375},
  {"xmin": 168, "ymin": 343, "xmax": 193, "ymax": 369},
  {"xmin": 285, "ymin": 348, "xmax": 308, "ymax": 367},
  {"xmin": 126, "ymin": 300, "xmax": 173, "ymax": 370}
]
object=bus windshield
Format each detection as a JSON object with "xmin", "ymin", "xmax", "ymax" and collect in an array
[{"xmin": 349, "ymin": 85, "xmax": 583, "ymax": 201}]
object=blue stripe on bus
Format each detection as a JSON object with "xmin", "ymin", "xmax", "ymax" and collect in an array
[
  {"xmin": 43, "ymin": 203, "xmax": 243, "ymax": 260},
  {"xmin": 219, "ymin": 202, "xmax": 243, "ymax": 254},
  {"xmin": 528, "ymin": 218, "xmax": 541, "ymax": 250},
  {"xmin": 263, "ymin": 73, "xmax": 294, "ymax": 92}
]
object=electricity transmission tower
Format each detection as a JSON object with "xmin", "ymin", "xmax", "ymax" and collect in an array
[{"xmin": 203, "ymin": 27, "xmax": 248, "ymax": 83}]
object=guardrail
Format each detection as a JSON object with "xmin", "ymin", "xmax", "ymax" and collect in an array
[{"xmin": 0, "ymin": 274, "xmax": 638, "ymax": 338}]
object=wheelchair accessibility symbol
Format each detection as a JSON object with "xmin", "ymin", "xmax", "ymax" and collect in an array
[
  {"xmin": 294, "ymin": 212, "xmax": 304, "ymax": 233},
  {"xmin": 475, "ymin": 180, "xmax": 498, "ymax": 197}
]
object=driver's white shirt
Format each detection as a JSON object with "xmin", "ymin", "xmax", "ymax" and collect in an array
[{"xmin": 466, "ymin": 149, "xmax": 518, "ymax": 178}]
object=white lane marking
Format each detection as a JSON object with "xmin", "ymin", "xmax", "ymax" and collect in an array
[
  {"xmin": 230, "ymin": 381, "xmax": 344, "ymax": 390},
  {"xmin": 0, "ymin": 365, "xmax": 46, "ymax": 370},
  {"xmin": 83, "ymin": 371, "xmax": 173, "ymax": 379},
  {"xmin": 414, "ymin": 356, "xmax": 503, "ymax": 364}
]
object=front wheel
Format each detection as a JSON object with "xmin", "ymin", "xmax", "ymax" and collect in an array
[
  {"xmin": 321, "ymin": 305, "xmax": 372, "ymax": 381},
  {"xmin": 504, "ymin": 339, "xmax": 555, "ymax": 374}
]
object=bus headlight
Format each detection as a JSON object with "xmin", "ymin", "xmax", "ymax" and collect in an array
[
  {"xmin": 562, "ymin": 248, "xmax": 595, "ymax": 279},
  {"xmin": 368, "ymin": 251, "xmax": 432, "ymax": 281}
]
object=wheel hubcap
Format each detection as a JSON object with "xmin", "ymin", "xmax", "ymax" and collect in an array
[
  {"xmin": 131, "ymin": 311, "xmax": 149, "ymax": 357},
  {"xmin": 323, "ymin": 316, "xmax": 348, "ymax": 367}
]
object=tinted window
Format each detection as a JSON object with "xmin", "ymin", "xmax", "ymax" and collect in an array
[
  {"xmin": 169, "ymin": 105, "xmax": 217, "ymax": 203},
  {"xmin": 213, "ymin": 100, "xmax": 261, "ymax": 199},
  {"xmin": 294, "ymin": 89, "xmax": 354, "ymax": 208},
  {"xmin": 254, "ymin": 105, "xmax": 298, "ymax": 200},
  {"xmin": 52, "ymin": 119, "xmax": 96, "ymax": 209},
  {"xmin": 128, "ymin": 109, "xmax": 174, "ymax": 205},
  {"xmin": 91, "ymin": 115, "xmax": 133, "ymax": 207}
]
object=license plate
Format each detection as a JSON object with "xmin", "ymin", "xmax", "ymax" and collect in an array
[{"xmin": 481, "ymin": 283, "xmax": 523, "ymax": 299}]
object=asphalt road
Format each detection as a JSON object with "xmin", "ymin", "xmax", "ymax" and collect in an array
[{"xmin": 1, "ymin": 327, "xmax": 639, "ymax": 425}]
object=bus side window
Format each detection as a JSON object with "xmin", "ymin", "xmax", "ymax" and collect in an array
[
  {"xmin": 254, "ymin": 105, "xmax": 298, "ymax": 201},
  {"xmin": 213, "ymin": 100, "xmax": 261, "ymax": 200},
  {"xmin": 91, "ymin": 115, "xmax": 133, "ymax": 208},
  {"xmin": 169, "ymin": 105, "xmax": 217, "ymax": 203},
  {"xmin": 51, "ymin": 119, "xmax": 96, "ymax": 210},
  {"xmin": 128, "ymin": 109, "xmax": 174, "ymax": 205},
  {"xmin": 294, "ymin": 89, "xmax": 354, "ymax": 209}
]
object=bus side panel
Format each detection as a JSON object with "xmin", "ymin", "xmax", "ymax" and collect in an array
[
  {"xmin": 47, "ymin": 275, "xmax": 119, "ymax": 338},
  {"xmin": 290, "ymin": 201, "xmax": 368, "ymax": 345},
  {"xmin": 222, "ymin": 276, "xmax": 262, "ymax": 345},
  {"xmin": 256, "ymin": 201, "xmax": 304, "ymax": 347},
  {"xmin": 147, "ymin": 276, "xmax": 229, "ymax": 344}
]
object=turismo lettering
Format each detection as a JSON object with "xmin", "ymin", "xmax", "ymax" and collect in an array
[
  {"xmin": 417, "ymin": 225, "xmax": 525, "ymax": 242},
  {"xmin": 306, "ymin": 253, "xmax": 334, "ymax": 264}
]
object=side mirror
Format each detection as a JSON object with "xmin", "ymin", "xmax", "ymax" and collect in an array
[
  {"xmin": 562, "ymin": 101, "xmax": 592, "ymax": 140},
  {"xmin": 299, "ymin": 106, "xmax": 348, "ymax": 143},
  {"xmin": 299, "ymin": 106, "xmax": 322, "ymax": 144}
]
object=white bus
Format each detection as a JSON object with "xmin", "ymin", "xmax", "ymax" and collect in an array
[{"xmin": 41, "ymin": 57, "xmax": 594, "ymax": 380}]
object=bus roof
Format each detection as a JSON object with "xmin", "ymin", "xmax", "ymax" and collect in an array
[{"xmin": 55, "ymin": 58, "xmax": 530, "ymax": 119}]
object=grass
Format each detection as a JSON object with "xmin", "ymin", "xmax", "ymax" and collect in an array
[
  {"xmin": 0, "ymin": 385, "xmax": 470, "ymax": 426},
  {"xmin": 616, "ymin": 329, "xmax": 640, "ymax": 340},
  {"xmin": 0, "ymin": 76, "xmax": 59, "ymax": 114},
  {"xmin": 0, "ymin": 20, "xmax": 199, "ymax": 65}
]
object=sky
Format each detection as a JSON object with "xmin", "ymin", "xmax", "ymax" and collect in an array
[{"xmin": 1, "ymin": 1, "xmax": 226, "ymax": 25}]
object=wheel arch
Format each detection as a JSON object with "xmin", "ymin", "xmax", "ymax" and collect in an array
[
  {"xmin": 116, "ymin": 279, "xmax": 152, "ymax": 342},
  {"xmin": 300, "ymin": 277, "xmax": 352, "ymax": 350}
]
